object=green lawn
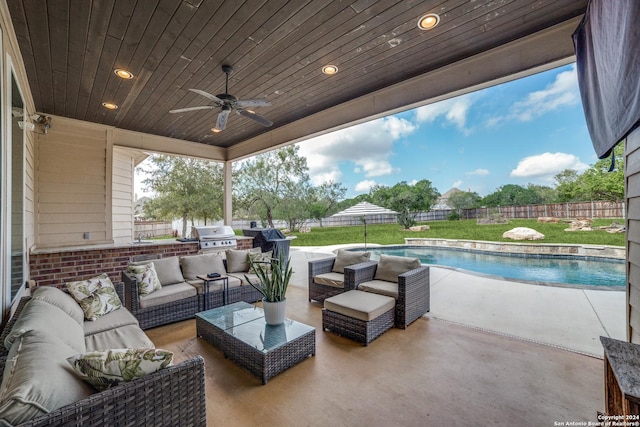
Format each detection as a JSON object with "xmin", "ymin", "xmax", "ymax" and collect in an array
[{"xmin": 285, "ymin": 218, "xmax": 626, "ymax": 247}]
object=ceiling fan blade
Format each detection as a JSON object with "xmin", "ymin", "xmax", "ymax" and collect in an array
[
  {"xmin": 236, "ymin": 99, "xmax": 271, "ymax": 108},
  {"xmin": 215, "ymin": 108, "xmax": 231, "ymax": 131},
  {"xmin": 189, "ymin": 89, "xmax": 224, "ymax": 104},
  {"xmin": 238, "ymin": 109, "xmax": 273, "ymax": 127},
  {"xmin": 169, "ymin": 105, "xmax": 214, "ymax": 113}
]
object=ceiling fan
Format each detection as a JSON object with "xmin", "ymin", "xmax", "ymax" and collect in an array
[{"xmin": 169, "ymin": 64, "xmax": 272, "ymax": 132}]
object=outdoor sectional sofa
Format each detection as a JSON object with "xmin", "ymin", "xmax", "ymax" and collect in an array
[
  {"xmin": 0, "ymin": 283, "xmax": 206, "ymax": 427},
  {"xmin": 121, "ymin": 248, "xmax": 264, "ymax": 329}
]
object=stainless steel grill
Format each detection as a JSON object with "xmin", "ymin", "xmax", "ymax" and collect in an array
[{"xmin": 191, "ymin": 226, "xmax": 237, "ymax": 250}]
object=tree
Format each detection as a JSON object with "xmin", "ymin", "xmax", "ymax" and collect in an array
[
  {"xmin": 482, "ymin": 184, "xmax": 542, "ymax": 207},
  {"xmin": 448, "ymin": 191, "xmax": 481, "ymax": 215},
  {"xmin": 554, "ymin": 144, "xmax": 624, "ymax": 202},
  {"xmin": 308, "ymin": 181, "xmax": 347, "ymax": 226},
  {"xmin": 142, "ymin": 155, "xmax": 223, "ymax": 237},
  {"xmin": 370, "ymin": 180, "xmax": 440, "ymax": 229},
  {"xmin": 235, "ymin": 145, "xmax": 310, "ymax": 228}
]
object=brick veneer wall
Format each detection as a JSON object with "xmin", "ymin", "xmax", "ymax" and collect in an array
[{"xmin": 29, "ymin": 237, "xmax": 255, "ymax": 288}]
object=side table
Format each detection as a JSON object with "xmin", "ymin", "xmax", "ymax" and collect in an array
[{"xmin": 196, "ymin": 274, "xmax": 229, "ymax": 309}]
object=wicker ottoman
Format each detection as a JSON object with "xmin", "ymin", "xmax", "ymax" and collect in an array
[{"xmin": 322, "ymin": 290, "xmax": 395, "ymax": 346}]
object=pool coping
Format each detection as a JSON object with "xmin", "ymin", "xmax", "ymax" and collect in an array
[
  {"xmin": 404, "ymin": 237, "xmax": 625, "ymax": 260},
  {"xmin": 351, "ymin": 242, "xmax": 626, "ymax": 291}
]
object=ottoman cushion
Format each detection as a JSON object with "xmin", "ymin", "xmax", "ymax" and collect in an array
[{"xmin": 324, "ymin": 290, "xmax": 395, "ymax": 322}]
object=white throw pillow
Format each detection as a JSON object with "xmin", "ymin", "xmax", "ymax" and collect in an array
[
  {"xmin": 128, "ymin": 262, "xmax": 162, "ymax": 295},
  {"xmin": 66, "ymin": 274, "xmax": 123, "ymax": 321}
]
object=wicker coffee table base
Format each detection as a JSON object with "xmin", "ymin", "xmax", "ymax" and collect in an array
[{"xmin": 322, "ymin": 308, "xmax": 394, "ymax": 346}]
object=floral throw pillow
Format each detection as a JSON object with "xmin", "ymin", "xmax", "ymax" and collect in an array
[
  {"xmin": 67, "ymin": 348, "xmax": 174, "ymax": 391},
  {"xmin": 66, "ymin": 273, "xmax": 123, "ymax": 321},
  {"xmin": 249, "ymin": 251, "xmax": 273, "ymax": 274},
  {"xmin": 127, "ymin": 262, "xmax": 162, "ymax": 295}
]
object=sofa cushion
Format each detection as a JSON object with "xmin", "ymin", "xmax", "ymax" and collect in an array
[
  {"xmin": 4, "ymin": 299, "xmax": 86, "ymax": 353},
  {"xmin": 66, "ymin": 274, "xmax": 123, "ymax": 321},
  {"xmin": 314, "ymin": 272, "xmax": 345, "ymax": 288},
  {"xmin": 0, "ymin": 331, "xmax": 94, "ymax": 426},
  {"xmin": 357, "ymin": 279, "xmax": 399, "ymax": 299},
  {"xmin": 67, "ymin": 348, "xmax": 173, "ymax": 391},
  {"xmin": 227, "ymin": 272, "xmax": 261, "ymax": 286},
  {"xmin": 85, "ymin": 324, "xmax": 154, "ymax": 353},
  {"xmin": 127, "ymin": 262, "xmax": 162, "ymax": 295},
  {"xmin": 225, "ymin": 247, "xmax": 261, "ymax": 273},
  {"xmin": 30, "ymin": 286, "xmax": 84, "ymax": 325},
  {"xmin": 332, "ymin": 249, "xmax": 371, "ymax": 274},
  {"xmin": 374, "ymin": 254, "xmax": 421, "ymax": 283},
  {"xmin": 187, "ymin": 275, "xmax": 242, "ymax": 294},
  {"xmin": 138, "ymin": 282, "xmax": 197, "ymax": 309},
  {"xmin": 180, "ymin": 254, "xmax": 226, "ymax": 280},
  {"xmin": 147, "ymin": 257, "xmax": 184, "ymax": 286},
  {"xmin": 83, "ymin": 306, "xmax": 140, "ymax": 337}
]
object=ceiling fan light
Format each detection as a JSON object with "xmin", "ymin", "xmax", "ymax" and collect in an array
[
  {"xmin": 102, "ymin": 102, "xmax": 119, "ymax": 110},
  {"xmin": 211, "ymin": 127, "xmax": 222, "ymax": 133},
  {"xmin": 417, "ymin": 13, "xmax": 440, "ymax": 30},
  {"xmin": 322, "ymin": 65, "xmax": 338, "ymax": 75},
  {"xmin": 114, "ymin": 68, "xmax": 134, "ymax": 79}
]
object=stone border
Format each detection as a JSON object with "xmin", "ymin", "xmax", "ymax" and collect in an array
[{"xmin": 404, "ymin": 238, "xmax": 625, "ymax": 260}]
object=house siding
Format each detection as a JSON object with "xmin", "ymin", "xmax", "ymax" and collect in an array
[
  {"xmin": 627, "ymin": 128, "xmax": 640, "ymax": 342},
  {"xmin": 112, "ymin": 147, "xmax": 135, "ymax": 246}
]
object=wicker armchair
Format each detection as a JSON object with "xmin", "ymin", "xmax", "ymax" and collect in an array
[
  {"xmin": 345, "ymin": 260, "xmax": 430, "ymax": 329},
  {"xmin": 308, "ymin": 256, "xmax": 377, "ymax": 303}
]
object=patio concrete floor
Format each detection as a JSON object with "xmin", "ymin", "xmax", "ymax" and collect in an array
[{"xmin": 146, "ymin": 246, "xmax": 621, "ymax": 425}]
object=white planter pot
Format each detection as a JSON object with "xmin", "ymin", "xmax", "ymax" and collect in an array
[{"xmin": 262, "ymin": 298, "xmax": 286, "ymax": 325}]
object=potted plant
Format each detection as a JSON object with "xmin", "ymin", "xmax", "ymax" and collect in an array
[{"xmin": 246, "ymin": 252, "xmax": 292, "ymax": 325}]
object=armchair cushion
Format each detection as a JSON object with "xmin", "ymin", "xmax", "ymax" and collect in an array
[
  {"xmin": 332, "ymin": 250, "xmax": 371, "ymax": 274},
  {"xmin": 85, "ymin": 324, "xmax": 154, "ymax": 352},
  {"xmin": 225, "ymin": 247, "xmax": 261, "ymax": 273},
  {"xmin": 357, "ymin": 279, "xmax": 399, "ymax": 299},
  {"xmin": 374, "ymin": 254, "xmax": 421, "ymax": 283},
  {"xmin": 180, "ymin": 254, "xmax": 226, "ymax": 280},
  {"xmin": 314, "ymin": 272, "xmax": 345, "ymax": 289}
]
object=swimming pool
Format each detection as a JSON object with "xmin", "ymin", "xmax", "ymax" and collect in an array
[{"xmin": 364, "ymin": 246, "xmax": 625, "ymax": 288}]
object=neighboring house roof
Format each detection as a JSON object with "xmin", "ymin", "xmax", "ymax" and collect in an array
[{"xmin": 433, "ymin": 188, "xmax": 463, "ymax": 210}]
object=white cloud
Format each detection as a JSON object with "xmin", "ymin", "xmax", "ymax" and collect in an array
[
  {"xmin": 414, "ymin": 94, "xmax": 474, "ymax": 134},
  {"xmin": 488, "ymin": 65, "xmax": 580, "ymax": 126},
  {"xmin": 355, "ymin": 180, "xmax": 377, "ymax": 192},
  {"xmin": 467, "ymin": 168, "xmax": 490, "ymax": 176},
  {"xmin": 510, "ymin": 152, "xmax": 588, "ymax": 179},
  {"xmin": 452, "ymin": 180, "xmax": 463, "ymax": 188},
  {"xmin": 297, "ymin": 116, "xmax": 416, "ymax": 185},
  {"xmin": 409, "ymin": 179, "xmax": 418, "ymax": 185}
]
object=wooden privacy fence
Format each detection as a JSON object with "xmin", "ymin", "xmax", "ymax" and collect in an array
[
  {"xmin": 463, "ymin": 201, "xmax": 624, "ymax": 220},
  {"xmin": 134, "ymin": 221, "xmax": 173, "ymax": 238}
]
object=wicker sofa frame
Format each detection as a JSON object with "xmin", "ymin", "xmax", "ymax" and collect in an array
[
  {"xmin": 308, "ymin": 258, "xmax": 377, "ymax": 303},
  {"xmin": 121, "ymin": 270, "xmax": 202, "ymax": 330},
  {"xmin": 0, "ymin": 289, "xmax": 207, "ymax": 427},
  {"xmin": 345, "ymin": 262, "xmax": 430, "ymax": 329}
]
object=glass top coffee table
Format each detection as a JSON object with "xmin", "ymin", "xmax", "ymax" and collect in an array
[{"xmin": 196, "ymin": 302, "xmax": 316, "ymax": 384}]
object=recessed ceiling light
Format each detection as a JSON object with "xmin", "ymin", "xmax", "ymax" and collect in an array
[
  {"xmin": 102, "ymin": 102, "xmax": 119, "ymax": 110},
  {"xmin": 417, "ymin": 13, "xmax": 440, "ymax": 30},
  {"xmin": 211, "ymin": 127, "xmax": 222, "ymax": 133},
  {"xmin": 322, "ymin": 65, "xmax": 338, "ymax": 75},
  {"xmin": 114, "ymin": 69, "xmax": 134, "ymax": 79}
]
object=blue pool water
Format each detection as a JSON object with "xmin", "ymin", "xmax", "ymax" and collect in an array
[{"xmin": 364, "ymin": 246, "xmax": 625, "ymax": 288}]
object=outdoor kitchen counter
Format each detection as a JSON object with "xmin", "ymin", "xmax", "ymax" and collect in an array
[{"xmin": 30, "ymin": 239, "xmax": 199, "ymax": 254}]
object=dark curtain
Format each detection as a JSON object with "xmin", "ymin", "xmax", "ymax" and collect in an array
[{"xmin": 572, "ymin": 0, "xmax": 640, "ymax": 158}]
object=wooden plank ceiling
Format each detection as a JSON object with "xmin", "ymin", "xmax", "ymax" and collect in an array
[{"xmin": 8, "ymin": 0, "xmax": 587, "ymax": 154}]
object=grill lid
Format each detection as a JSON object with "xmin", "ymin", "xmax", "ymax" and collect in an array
[{"xmin": 192, "ymin": 225, "xmax": 236, "ymax": 240}]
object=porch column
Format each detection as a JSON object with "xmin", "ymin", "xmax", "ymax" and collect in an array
[{"xmin": 223, "ymin": 161, "xmax": 233, "ymax": 225}]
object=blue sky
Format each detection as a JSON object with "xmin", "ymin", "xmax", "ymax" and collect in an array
[{"xmin": 296, "ymin": 63, "xmax": 596, "ymax": 198}]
